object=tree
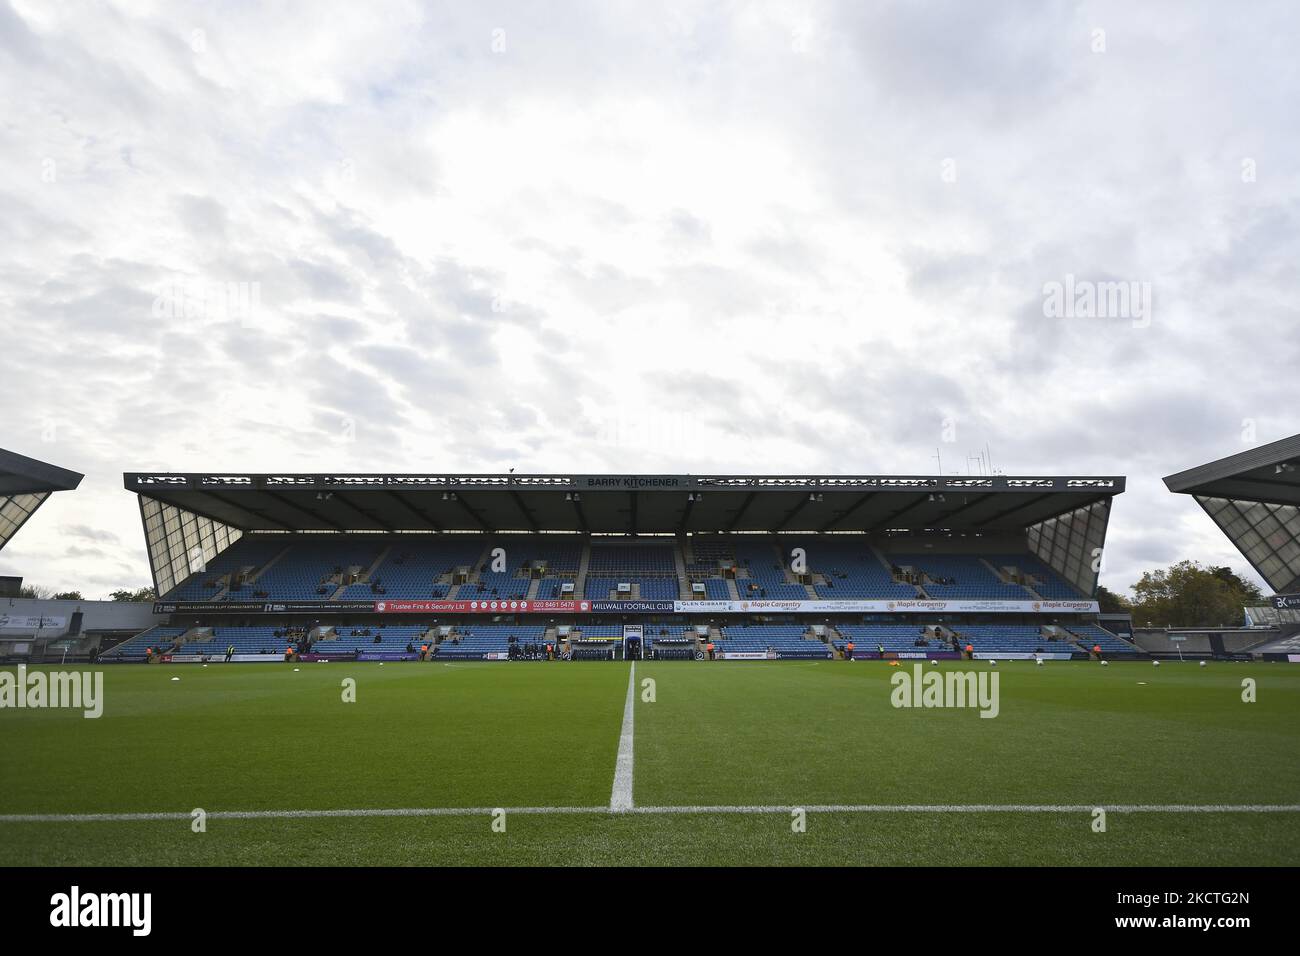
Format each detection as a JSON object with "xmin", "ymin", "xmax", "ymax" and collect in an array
[
  {"xmin": 109, "ymin": 586, "xmax": 157, "ymax": 602},
  {"xmin": 1128, "ymin": 560, "xmax": 1264, "ymax": 628},
  {"xmin": 1094, "ymin": 584, "xmax": 1131, "ymax": 614},
  {"xmin": 18, "ymin": 584, "xmax": 53, "ymax": 599},
  {"xmin": 52, "ymin": 591, "xmax": 84, "ymax": 601},
  {"xmin": 1208, "ymin": 565, "xmax": 1265, "ymax": 603}
]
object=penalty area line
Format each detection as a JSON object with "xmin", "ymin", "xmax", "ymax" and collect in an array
[{"xmin": 2, "ymin": 804, "xmax": 1298, "ymax": 824}]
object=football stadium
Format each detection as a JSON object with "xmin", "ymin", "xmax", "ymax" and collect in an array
[
  {"xmin": 3, "ymin": 464, "xmax": 1297, "ymax": 868},
  {"xmin": 5, "ymin": 6, "xmax": 1300, "ymax": 932}
]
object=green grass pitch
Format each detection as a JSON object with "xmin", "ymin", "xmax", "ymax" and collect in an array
[{"xmin": 1, "ymin": 659, "xmax": 1297, "ymax": 865}]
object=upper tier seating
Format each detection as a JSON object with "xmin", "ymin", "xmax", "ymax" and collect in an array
[
  {"xmin": 236, "ymin": 535, "xmax": 387, "ymax": 600},
  {"xmin": 584, "ymin": 543, "xmax": 678, "ymax": 599},
  {"xmin": 520, "ymin": 537, "xmax": 584, "ymax": 600},
  {"xmin": 584, "ymin": 577, "xmax": 679, "ymax": 599},
  {"xmin": 702, "ymin": 578, "xmax": 731, "ymax": 599},
  {"xmin": 785, "ymin": 537, "xmax": 918, "ymax": 599},
  {"xmin": 889, "ymin": 554, "xmax": 1029, "ymax": 599},
  {"xmin": 159, "ymin": 534, "xmax": 1093, "ymax": 605},
  {"xmin": 339, "ymin": 536, "xmax": 484, "ymax": 599},
  {"xmin": 731, "ymin": 539, "xmax": 808, "ymax": 599},
  {"xmin": 686, "ymin": 539, "xmax": 733, "ymax": 576},
  {"xmin": 167, "ymin": 536, "xmax": 288, "ymax": 601},
  {"xmin": 985, "ymin": 554, "xmax": 1083, "ymax": 599}
]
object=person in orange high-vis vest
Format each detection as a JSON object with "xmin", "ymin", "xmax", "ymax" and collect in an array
[
  {"xmin": 706, "ymin": 641, "xmax": 715, "ymax": 660},
  {"xmin": 420, "ymin": 643, "xmax": 429, "ymax": 661},
  {"xmin": 844, "ymin": 641, "xmax": 855, "ymax": 660},
  {"xmin": 965, "ymin": 643, "xmax": 974, "ymax": 660},
  {"xmin": 285, "ymin": 646, "xmax": 294, "ymax": 662},
  {"xmin": 1092, "ymin": 643, "xmax": 1102, "ymax": 660}
]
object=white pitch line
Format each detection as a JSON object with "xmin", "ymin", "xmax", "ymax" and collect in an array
[
  {"xmin": 3, "ymin": 803, "xmax": 1297, "ymax": 824},
  {"xmin": 609, "ymin": 661, "xmax": 636, "ymax": 812},
  {"xmin": 628, "ymin": 804, "xmax": 1300, "ymax": 814},
  {"xmin": 0, "ymin": 807, "xmax": 601, "ymax": 823}
]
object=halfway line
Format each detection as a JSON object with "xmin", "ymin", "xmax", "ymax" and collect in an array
[{"xmin": 609, "ymin": 661, "xmax": 636, "ymax": 812}]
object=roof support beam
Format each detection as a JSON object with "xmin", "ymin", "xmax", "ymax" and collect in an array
[
  {"xmin": 570, "ymin": 495, "xmax": 589, "ymax": 533},
  {"xmin": 330, "ymin": 491, "xmax": 393, "ymax": 532},
  {"xmin": 262, "ymin": 491, "xmax": 346, "ymax": 532},
  {"xmin": 509, "ymin": 489, "xmax": 540, "ymax": 533},
  {"xmin": 451, "ymin": 493, "xmax": 491, "ymax": 532},
  {"xmin": 726, "ymin": 492, "xmax": 757, "ymax": 532},
  {"xmin": 972, "ymin": 492, "xmax": 1059, "ymax": 529},
  {"xmin": 202, "ymin": 491, "xmax": 294, "ymax": 532},
  {"xmin": 776, "ymin": 495, "xmax": 813, "ymax": 532},
  {"xmin": 678, "ymin": 493, "xmax": 698, "ymax": 535},
  {"xmin": 822, "ymin": 492, "xmax": 875, "ymax": 531},
  {"xmin": 923, "ymin": 493, "xmax": 995, "ymax": 529},
  {"xmin": 385, "ymin": 491, "xmax": 443, "ymax": 532},
  {"xmin": 872, "ymin": 493, "xmax": 932, "ymax": 529}
]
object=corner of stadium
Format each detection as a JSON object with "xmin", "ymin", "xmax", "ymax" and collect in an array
[{"xmin": 1163, "ymin": 432, "xmax": 1300, "ymax": 660}]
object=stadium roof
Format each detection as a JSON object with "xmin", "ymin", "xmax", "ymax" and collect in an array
[
  {"xmin": 123, "ymin": 471, "xmax": 1123, "ymax": 535},
  {"xmin": 0, "ymin": 448, "xmax": 85, "ymax": 553},
  {"xmin": 1164, "ymin": 434, "xmax": 1300, "ymax": 505},
  {"xmin": 1164, "ymin": 434, "xmax": 1300, "ymax": 594}
]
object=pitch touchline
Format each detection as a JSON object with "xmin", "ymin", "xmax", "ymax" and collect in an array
[
  {"xmin": 630, "ymin": 804, "xmax": 1300, "ymax": 814},
  {"xmin": 3, "ymin": 804, "xmax": 1299, "ymax": 823},
  {"xmin": 610, "ymin": 661, "xmax": 636, "ymax": 812}
]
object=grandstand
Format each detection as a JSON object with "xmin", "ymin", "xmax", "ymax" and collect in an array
[
  {"xmin": 0, "ymin": 447, "xmax": 83, "ymax": 562},
  {"xmin": 1165, "ymin": 433, "xmax": 1300, "ymax": 598},
  {"xmin": 121, "ymin": 470, "xmax": 1136, "ymax": 662},
  {"xmin": 1165, "ymin": 434, "xmax": 1300, "ymax": 659},
  {"xmin": 0, "ymin": 450, "xmax": 147, "ymax": 664}
]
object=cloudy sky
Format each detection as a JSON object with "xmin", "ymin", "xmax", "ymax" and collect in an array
[{"xmin": 1, "ymin": 0, "xmax": 1296, "ymax": 599}]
